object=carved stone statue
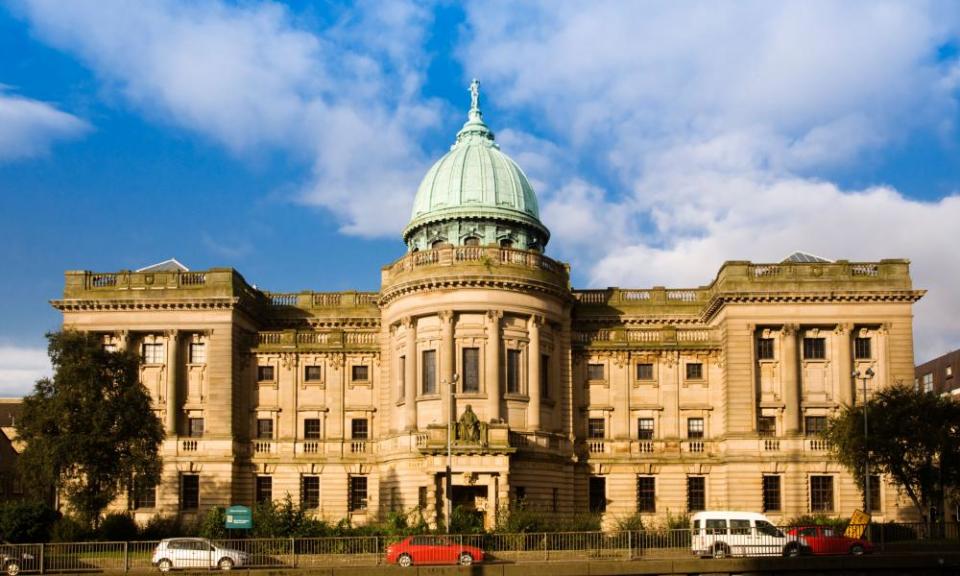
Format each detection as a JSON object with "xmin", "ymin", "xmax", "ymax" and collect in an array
[
  {"xmin": 457, "ymin": 404, "xmax": 480, "ymax": 444},
  {"xmin": 469, "ymin": 79, "xmax": 480, "ymax": 113}
]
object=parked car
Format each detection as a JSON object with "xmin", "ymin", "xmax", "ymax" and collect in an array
[
  {"xmin": 691, "ymin": 511, "xmax": 810, "ymax": 558},
  {"xmin": 385, "ymin": 535, "xmax": 484, "ymax": 567},
  {"xmin": 0, "ymin": 544, "xmax": 35, "ymax": 576},
  {"xmin": 152, "ymin": 538, "xmax": 249, "ymax": 571},
  {"xmin": 786, "ymin": 526, "xmax": 874, "ymax": 555}
]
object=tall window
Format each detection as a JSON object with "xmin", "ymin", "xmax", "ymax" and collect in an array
[
  {"xmin": 304, "ymin": 419, "xmax": 321, "ymax": 439},
  {"xmin": 552, "ymin": 488, "xmax": 559, "ymax": 513},
  {"xmin": 351, "ymin": 418, "xmax": 369, "ymax": 439},
  {"xmin": 398, "ymin": 356, "xmax": 405, "ymax": 399},
  {"xmin": 189, "ymin": 342, "xmax": 206, "ymax": 364},
  {"xmin": 810, "ymin": 476, "xmax": 834, "ymax": 512},
  {"xmin": 541, "ymin": 354, "xmax": 550, "ymax": 398},
  {"xmin": 255, "ymin": 476, "xmax": 272, "ymax": 504},
  {"xmin": 589, "ymin": 477, "xmax": 606, "ymax": 513},
  {"xmin": 587, "ymin": 363, "xmax": 605, "ymax": 381},
  {"xmin": 257, "ymin": 365, "xmax": 275, "ymax": 381},
  {"xmin": 758, "ymin": 416, "xmax": 776, "ymax": 437},
  {"xmin": 686, "ymin": 363, "xmax": 704, "ymax": 380},
  {"xmin": 762, "ymin": 475, "xmax": 781, "ymax": 512},
  {"xmin": 922, "ymin": 372, "xmax": 934, "ymax": 393},
  {"xmin": 130, "ymin": 477, "xmax": 156, "ymax": 509},
  {"xmin": 637, "ymin": 418, "xmax": 654, "ymax": 440},
  {"xmin": 180, "ymin": 474, "xmax": 199, "ymax": 510},
  {"xmin": 351, "ymin": 365, "xmax": 369, "ymax": 382},
  {"xmin": 588, "ymin": 418, "xmax": 605, "ymax": 439},
  {"xmin": 462, "ymin": 348, "xmax": 480, "ymax": 393},
  {"xmin": 804, "ymin": 416, "xmax": 827, "ymax": 436},
  {"xmin": 302, "ymin": 476, "xmax": 320, "ymax": 509},
  {"xmin": 142, "ymin": 342, "xmax": 164, "ymax": 364},
  {"xmin": 854, "ymin": 337, "xmax": 872, "ymax": 359},
  {"xmin": 256, "ymin": 418, "xmax": 273, "ymax": 439},
  {"xmin": 687, "ymin": 418, "xmax": 704, "ymax": 439},
  {"xmin": 637, "ymin": 476, "xmax": 656, "ymax": 513},
  {"xmin": 803, "ymin": 337, "xmax": 826, "ymax": 359},
  {"xmin": 349, "ymin": 476, "xmax": 368, "ymax": 512},
  {"xmin": 636, "ymin": 363, "xmax": 654, "ymax": 380},
  {"xmin": 506, "ymin": 349, "xmax": 521, "ymax": 394},
  {"xmin": 687, "ymin": 476, "xmax": 705, "ymax": 512},
  {"xmin": 422, "ymin": 350, "xmax": 437, "ymax": 394},
  {"xmin": 757, "ymin": 338, "xmax": 775, "ymax": 360},
  {"xmin": 866, "ymin": 475, "xmax": 881, "ymax": 512},
  {"xmin": 188, "ymin": 418, "xmax": 204, "ymax": 438},
  {"xmin": 304, "ymin": 365, "xmax": 322, "ymax": 382}
]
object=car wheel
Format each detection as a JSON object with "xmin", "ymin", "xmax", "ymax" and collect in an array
[
  {"xmin": 850, "ymin": 544, "xmax": 865, "ymax": 556},
  {"xmin": 217, "ymin": 558, "xmax": 234, "ymax": 571},
  {"xmin": 157, "ymin": 559, "xmax": 173, "ymax": 573},
  {"xmin": 397, "ymin": 554, "xmax": 413, "ymax": 568},
  {"xmin": 458, "ymin": 553, "xmax": 473, "ymax": 566},
  {"xmin": 783, "ymin": 543, "xmax": 801, "ymax": 558},
  {"xmin": 5, "ymin": 561, "xmax": 20, "ymax": 576},
  {"xmin": 712, "ymin": 543, "xmax": 730, "ymax": 559}
]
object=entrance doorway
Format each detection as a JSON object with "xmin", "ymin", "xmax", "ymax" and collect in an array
[{"xmin": 451, "ymin": 485, "xmax": 488, "ymax": 531}]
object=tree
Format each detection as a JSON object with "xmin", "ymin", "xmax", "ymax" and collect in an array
[
  {"xmin": 16, "ymin": 330, "xmax": 165, "ymax": 528},
  {"xmin": 824, "ymin": 383, "xmax": 960, "ymax": 520}
]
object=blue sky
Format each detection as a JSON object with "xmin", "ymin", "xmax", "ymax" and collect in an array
[{"xmin": 1, "ymin": 1, "xmax": 959, "ymax": 394}]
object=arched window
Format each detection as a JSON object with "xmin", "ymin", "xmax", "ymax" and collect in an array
[
  {"xmin": 431, "ymin": 239, "xmax": 446, "ymax": 249},
  {"xmin": 499, "ymin": 239, "xmax": 513, "ymax": 248},
  {"xmin": 464, "ymin": 237, "xmax": 480, "ymax": 246}
]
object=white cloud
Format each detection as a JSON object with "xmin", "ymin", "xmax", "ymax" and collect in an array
[
  {"xmin": 14, "ymin": 0, "xmax": 441, "ymax": 236},
  {"xmin": 0, "ymin": 345, "xmax": 50, "ymax": 397},
  {"xmin": 462, "ymin": 1, "xmax": 960, "ymax": 360},
  {"xmin": 0, "ymin": 90, "xmax": 89, "ymax": 161}
]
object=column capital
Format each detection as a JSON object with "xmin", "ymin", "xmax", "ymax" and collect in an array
[
  {"xmin": 401, "ymin": 316, "xmax": 416, "ymax": 329},
  {"xmin": 528, "ymin": 314, "xmax": 544, "ymax": 328},
  {"xmin": 834, "ymin": 322, "xmax": 853, "ymax": 335},
  {"xmin": 165, "ymin": 329, "xmax": 180, "ymax": 339},
  {"xmin": 438, "ymin": 310, "xmax": 454, "ymax": 323},
  {"xmin": 781, "ymin": 323, "xmax": 798, "ymax": 337},
  {"xmin": 486, "ymin": 309, "xmax": 503, "ymax": 322}
]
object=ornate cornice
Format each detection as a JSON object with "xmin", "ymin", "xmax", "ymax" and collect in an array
[
  {"xmin": 700, "ymin": 290, "xmax": 926, "ymax": 322},
  {"xmin": 380, "ymin": 275, "xmax": 571, "ymax": 306},
  {"xmin": 51, "ymin": 297, "xmax": 240, "ymax": 312}
]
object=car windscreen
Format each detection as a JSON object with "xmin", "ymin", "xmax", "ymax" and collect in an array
[{"xmin": 755, "ymin": 520, "xmax": 783, "ymax": 538}]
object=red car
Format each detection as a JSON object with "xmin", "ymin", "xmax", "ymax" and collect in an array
[
  {"xmin": 385, "ymin": 535, "xmax": 485, "ymax": 567},
  {"xmin": 787, "ymin": 526, "xmax": 874, "ymax": 555}
]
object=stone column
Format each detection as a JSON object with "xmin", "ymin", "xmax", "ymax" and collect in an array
[
  {"xmin": 527, "ymin": 315, "xmax": 542, "ymax": 431},
  {"xmin": 403, "ymin": 317, "xmax": 418, "ymax": 430},
  {"xmin": 439, "ymin": 310, "xmax": 455, "ymax": 424},
  {"xmin": 165, "ymin": 330, "xmax": 179, "ymax": 436},
  {"xmin": 118, "ymin": 330, "xmax": 130, "ymax": 352},
  {"xmin": 781, "ymin": 324, "xmax": 801, "ymax": 435},
  {"xmin": 486, "ymin": 310, "xmax": 502, "ymax": 423},
  {"xmin": 836, "ymin": 323, "xmax": 853, "ymax": 407}
]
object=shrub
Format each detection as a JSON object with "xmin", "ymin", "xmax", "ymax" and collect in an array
[
  {"xmin": 613, "ymin": 513, "xmax": 645, "ymax": 531},
  {"xmin": 198, "ymin": 507, "xmax": 227, "ymax": 540},
  {"xmin": 785, "ymin": 514, "xmax": 847, "ymax": 531},
  {"xmin": 50, "ymin": 515, "xmax": 92, "ymax": 542},
  {"xmin": 139, "ymin": 515, "xmax": 180, "ymax": 540},
  {"xmin": 98, "ymin": 512, "xmax": 139, "ymax": 541},
  {"xmin": 0, "ymin": 500, "xmax": 59, "ymax": 543}
]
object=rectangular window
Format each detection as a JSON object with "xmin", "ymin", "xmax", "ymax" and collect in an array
[
  {"xmin": 131, "ymin": 478, "xmax": 156, "ymax": 509},
  {"xmin": 947, "ymin": 366, "xmax": 954, "ymax": 379},
  {"xmin": 304, "ymin": 418, "xmax": 321, "ymax": 439},
  {"xmin": 180, "ymin": 474, "xmax": 199, "ymax": 510},
  {"xmin": 351, "ymin": 418, "xmax": 369, "ymax": 439},
  {"xmin": 637, "ymin": 418, "xmax": 654, "ymax": 440},
  {"xmin": 636, "ymin": 363, "xmax": 654, "ymax": 380},
  {"xmin": 507, "ymin": 349, "xmax": 521, "ymax": 394},
  {"xmin": 552, "ymin": 487, "xmax": 559, "ymax": 513},
  {"xmin": 866, "ymin": 475, "xmax": 881, "ymax": 512},
  {"xmin": 304, "ymin": 365, "xmax": 322, "ymax": 381},
  {"xmin": 686, "ymin": 363, "xmax": 704, "ymax": 380},
  {"xmin": 758, "ymin": 416, "xmax": 776, "ymax": 437},
  {"xmin": 515, "ymin": 486, "xmax": 526, "ymax": 503},
  {"xmin": 351, "ymin": 365, "xmax": 369, "ymax": 382},
  {"xmin": 922, "ymin": 372, "xmax": 934, "ymax": 393},
  {"xmin": 418, "ymin": 486, "xmax": 428, "ymax": 509},
  {"xmin": 687, "ymin": 417, "xmax": 704, "ymax": 439},
  {"xmin": 803, "ymin": 337, "xmax": 826, "ymax": 360},
  {"xmin": 349, "ymin": 476, "xmax": 368, "ymax": 512},
  {"xmin": 757, "ymin": 338, "xmax": 775, "ymax": 360},
  {"xmin": 854, "ymin": 337, "xmax": 872, "ymax": 359},
  {"xmin": 804, "ymin": 416, "xmax": 827, "ymax": 436},
  {"xmin": 810, "ymin": 475, "xmax": 834, "ymax": 512},
  {"xmin": 541, "ymin": 354, "xmax": 550, "ymax": 399},
  {"xmin": 257, "ymin": 365, "xmax": 275, "ymax": 382},
  {"xmin": 255, "ymin": 476, "xmax": 272, "ymax": 504},
  {"xmin": 762, "ymin": 475, "xmax": 781, "ymax": 512},
  {"xmin": 398, "ymin": 356, "xmax": 405, "ymax": 399},
  {"xmin": 462, "ymin": 348, "xmax": 480, "ymax": 393},
  {"xmin": 142, "ymin": 342, "xmax": 164, "ymax": 364},
  {"xmin": 637, "ymin": 476, "xmax": 656, "ymax": 513},
  {"xmin": 189, "ymin": 342, "xmax": 206, "ymax": 364},
  {"xmin": 588, "ymin": 418, "xmax": 605, "ymax": 439},
  {"xmin": 587, "ymin": 363, "xmax": 605, "ymax": 381},
  {"xmin": 188, "ymin": 418, "xmax": 204, "ymax": 438},
  {"xmin": 302, "ymin": 476, "xmax": 320, "ymax": 509},
  {"xmin": 687, "ymin": 476, "xmax": 706, "ymax": 512},
  {"xmin": 422, "ymin": 350, "xmax": 437, "ymax": 394},
  {"xmin": 256, "ymin": 418, "xmax": 273, "ymax": 439},
  {"xmin": 589, "ymin": 477, "xmax": 606, "ymax": 513}
]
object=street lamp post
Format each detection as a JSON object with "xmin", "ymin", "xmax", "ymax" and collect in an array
[
  {"xmin": 853, "ymin": 367, "xmax": 875, "ymax": 529},
  {"xmin": 445, "ymin": 373, "xmax": 459, "ymax": 534}
]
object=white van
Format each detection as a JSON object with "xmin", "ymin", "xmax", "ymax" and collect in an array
[{"xmin": 691, "ymin": 511, "xmax": 809, "ymax": 558}]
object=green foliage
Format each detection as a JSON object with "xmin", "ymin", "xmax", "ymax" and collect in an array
[
  {"xmin": 824, "ymin": 383, "xmax": 960, "ymax": 517},
  {"xmin": 0, "ymin": 500, "xmax": 59, "ymax": 543},
  {"xmin": 252, "ymin": 495, "xmax": 329, "ymax": 538},
  {"xmin": 784, "ymin": 514, "xmax": 848, "ymax": 531},
  {"xmin": 16, "ymin": 331, "xmax": 165, "ymax": 529},
  {"xmin": 198, "ymin": 506, "xmax": 227, "ymax": 539},
  {"xmin": 449, "ymin": 505, "xmax": 485, "ymax": 534},
  {"xmin": 50, "ymin": 515, "xmax": 92, "ymax": 542},
  {"xmin": 613, "ymin": 513, "xmax": 645, "ymax": 531},
  {"xmin": 139, "ymin": 515, "xmax": 181, "ymax": 540},
  {"xmin": 97, "ymin": 512, "xmax": 139, "ymax": 541},
  {"xmin": 494, "ymin": 504, "xmax": 601, "ymax": 533}
]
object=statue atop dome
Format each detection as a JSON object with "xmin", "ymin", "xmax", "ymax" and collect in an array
[{"xmin": 469, "ymin": 78, "xmax": 480, "ymax": 116}]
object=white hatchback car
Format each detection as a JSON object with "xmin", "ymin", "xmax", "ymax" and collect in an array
[
  {"xmin": 152, "ymin": 538, "xmax": 249, "ymax": 571},
  {"xmin": 691, "ymin": 511, "xmax": 809, "ymax": 558}
]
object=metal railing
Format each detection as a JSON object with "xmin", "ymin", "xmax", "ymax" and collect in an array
[{"xmin": 0, "ymin": 522, "xmax": 956, "ymax": 573}]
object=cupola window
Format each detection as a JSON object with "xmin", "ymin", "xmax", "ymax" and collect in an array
[
  {"xmin": 464, "ymin": 236, "xmax": 480, "ymax": 246},
  {"xmin": 431, "ymin": 240, "xmax": 446, "ymax": 249},
  {"xmin": 499, "ymin": 239, "xmax": 513, "ymax": 248}
]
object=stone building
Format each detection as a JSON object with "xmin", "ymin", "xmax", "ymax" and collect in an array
[
  {"xmin": 916, "ymin": 348, "xmax": 960, "ymax": 397},
  {"xmin": 52, "ymin": 84, "xmax": 925, "ymax": 528}
]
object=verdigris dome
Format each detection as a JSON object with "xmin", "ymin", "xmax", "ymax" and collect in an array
[{"xmin": 403, "ymin": 80, "xmax": 550, "ymax": 252}]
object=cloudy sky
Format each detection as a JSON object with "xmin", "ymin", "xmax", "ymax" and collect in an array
[{"xmin": 1, "ymin": 0, "xmax": 959, "ymax": 396}]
